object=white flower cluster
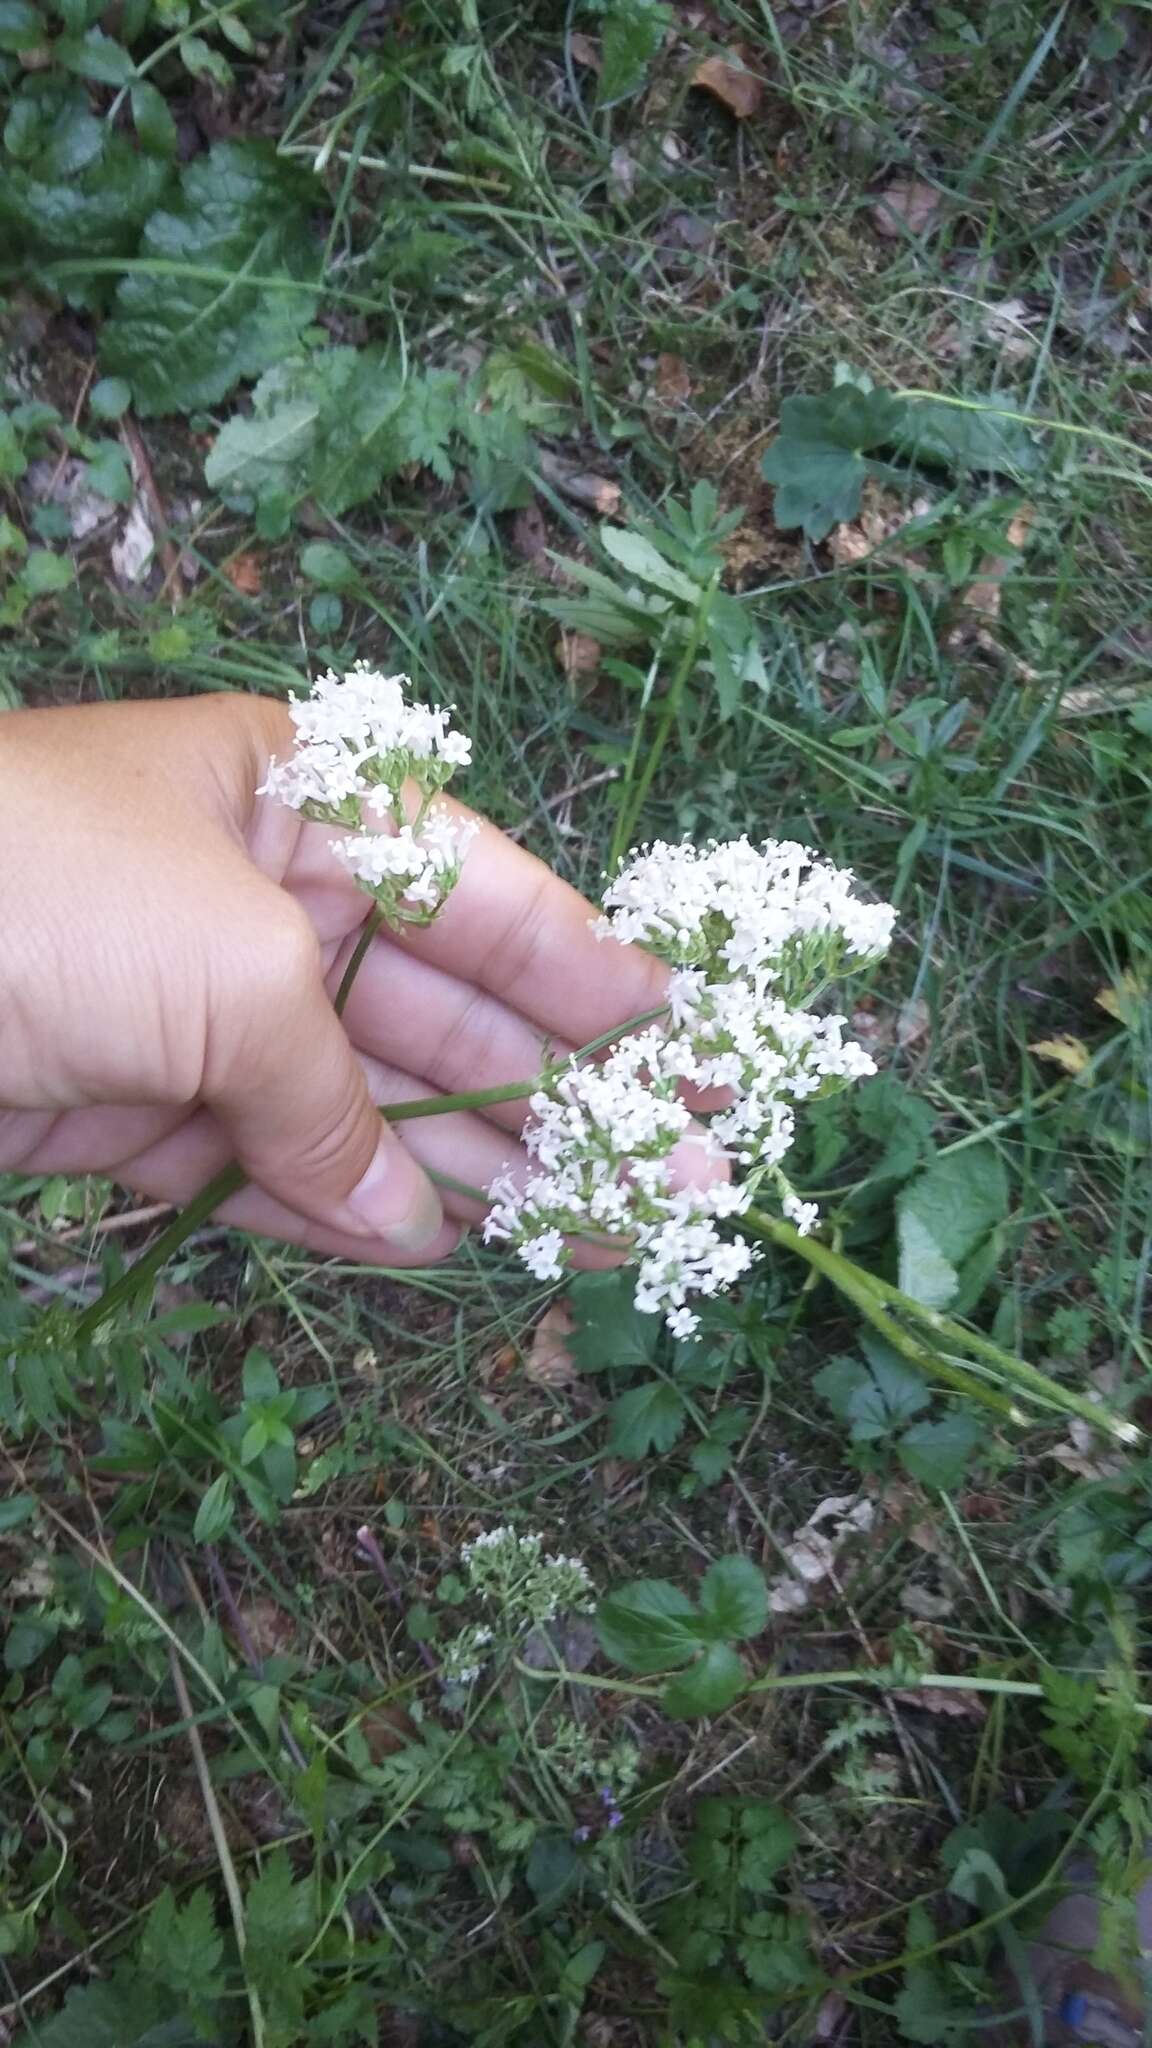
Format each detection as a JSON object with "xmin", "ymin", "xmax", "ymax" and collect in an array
[
  {"xmin": 257, "ymin": 664, "xmax": 477, "ymax": 925},
  {"xmin": 443, "ymin": 1528, "xmax": 597, "ymax": 1690},
  {"xmin": 486, "ymin": 837, "xmax": 894, "ymax": 1336}
]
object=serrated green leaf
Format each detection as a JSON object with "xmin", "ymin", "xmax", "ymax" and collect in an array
[
  {"xmin": 898, "ymin": 1413, "xmax": 983, "ymax": 1491},
  {"xmin": 21, "ymin": 548, "xmax": 73, "ymax": 595},
  {"xmin": 608, "ymin": 1378, "xmax": 688, "ymax": 1458},
  {"xmin": 697, "ymin": 1556, "xmax": 768, "ymax": 1642},
  {"xmin": 600, "ymin": 525, "xmax": 703, "ymax": 603},
  {"xmin": 663, "ymin": 1641, "xmax": 747, "ymax": 1718},
  {"xmin": 192, "ymin": 1473, "xmax": 233, "ymax": 1544},
  {"xmin": 591, "ymin": 0, "xmax": 671, "ymax": 104},
  {"xmin": 897, "ymin": 1144, "xmax": 1008, "ymax": 1309},
  {"xmin": 100, "ymin": 142, "xmax": 321, "ymax": 415},
  {"xmin": 738, "ymin": 1804, "xmax": 797, "ymax": 1890},
  {"xmin": 597, "ymin": 1578, "xmax": 702, "ymax": 1671},
  {"xmin": 0, "ymin": 79, "xmax": 170, "ymax": 307},
  {"xmin": 205, "ymin": 399, "xmax": 320, "ymax": 497},
  {"xmin": 568, "ymin": 1269, "xmax": 661, "ymax": 1371},
  {"xmin": 762, "ymin": 386, "xmax": 908, "ymax": 542}
]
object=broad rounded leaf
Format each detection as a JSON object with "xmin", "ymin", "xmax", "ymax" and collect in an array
[
  {"xmin": 88, "ymin": 376, "xmax": 132, "ymax": 422},
  {"xmin": 697, "ymin": 1556, "xmax": 768, "ymax": 1643},
  {"xmin": 21, "ymin": 548, "xmax": 74, "ymax": 595},
  {"xmin": 662, "ymin": 1642, "xmax": 747, "ymax": 1718},
  {"xmin": 597, "ymin": 1578, "xmax": 702, "ymax": 1673},
  {"xmin": 898, "ymin": 1413, "xmax": 983, "ymax": 1491}
]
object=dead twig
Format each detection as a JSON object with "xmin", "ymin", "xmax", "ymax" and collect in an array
[{"xmin": 505, "ymin": 766, "xmax": 620, "ymax": 843}]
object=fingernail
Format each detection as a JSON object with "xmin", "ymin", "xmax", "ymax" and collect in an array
[{"xmin": 346, "ymin": 1138, "xmax": 443, "ymax": 1253}]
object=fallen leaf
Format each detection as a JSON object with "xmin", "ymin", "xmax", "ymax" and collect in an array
[
  {"xmin": 900, "ymin": 1582, "xmax": 954, "ymax": 1621},
  {"xmin": 691, "ymin": 47, "xmax": 763, "ymax": 119},
  {"xmin": 111, "ymin": 498, "xmax": 155, "ymax": 585},
  {"xmin": 556, "ymin": 630, "xmax": 602, "ymax": 678},
  {"xmin": 568, "ymin": 30, "xmax": 601, "ymax": 69},
  {"xmin": 872, "ymin": 178, "xmax": 941, "ymax": 239},
  {"xmin": 890, "ymin": 1685, "xmax": 986, "ymax": 1719},
  {"xmin": 1029, "ymin": 1035, "xmax": 1091, "ymax": 1076},
  {"xmin": 654, "ymin": 353, "xmax": 693, "ymax": 403},
  {"xmin": 1096, "ymin": 970, "xmax": 1147, "ymax": 1025},
  {"xmin": 767, "ymin": 1495, "xmax": 874, "ymax": 1613},
  {"xmin": 608, "ymin": 146, "xmax": 637, "ymax": 201},
  {"xmin": 223, "ymin": 549, "xmax": 262, "ymax": 595},
  {"xmin": 23, "ymin": 457, "xmax": 118, "ymax": 540},
  {"xmin": 525, "ymin": 1300, "xmax": 580, "ymax": 1387},
  {"xmin": 230, "ymin": 1597, "xmax": 295, "ymax": 1663},
  {"xmin": 896, "ymin": 996, "xmax": 931, "ymax": 1049},
  {"xmin": 360, "ymin": 1703, "xmax": 417, "ymax": 1760}
]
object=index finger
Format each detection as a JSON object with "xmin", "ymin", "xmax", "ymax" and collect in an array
[{"xmin": 383, "ymin": 804, "xmax": 671, "ymax": 1045}]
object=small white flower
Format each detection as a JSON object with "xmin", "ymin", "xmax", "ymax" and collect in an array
[{"xmin": 782, "ymin": 1192, "xmax": 819, "ymax": 1236}]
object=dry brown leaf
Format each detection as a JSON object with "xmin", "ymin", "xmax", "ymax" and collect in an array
[
  {"xmin": 232, "ymin": 1597, "xmax": 295, "ymax": 1663},
  {"xmin": 768, "ymin": 1495, "xmax": 874, "ymax": 1614},
  {"xmin": 691, "ymin": 48, "xmax": 763, "ymax": 119},
  {"xmin": 1006, "ymin": 504, "xmax": 1035, "ymax": 550},
  {"xmin": 1096, "ymin": 970, "xmax": 1147, "ymax": 1025},
  {"xmin": 1029, "ymin": 1035, "xmax": 1091, "ymax": 1076},
  {"xmin": 360, "ymin": 1703, "xmax": 417, "ymax": 1760},
  {"xmin": 872, "ymin": 178, "xmax": 941, "ymax": 239},
  {"xmin": 568, "ymin": 30, "xmax": 601, "ymax": 68},
  {"xmin": 654, "ymin": 352, "xmax": 693, "ymax": 403},
  {"xmin": 556, "ymin": 630, "xmax": 602, "ymax": 679},
  {"xmin": 960, "ymin": 566, "xmax": 1005, "ymax": 619},
  {"xmin": 890, "ymin": 1685, "xmax": 986, "ymax": 1720},
  {"xmin": 525, "ymin": 1300, "xmax": 580, "ymax": 1387},
  {"xmin": 223, "ymin": 550, "xmax": 263, "ymax": 595}
]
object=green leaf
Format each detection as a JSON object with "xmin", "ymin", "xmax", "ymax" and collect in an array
[
  {"xmin": 736, "ymin": 1908, "xmax": 817, "ymax": 1994},
  {"xmin": 181, "ymin": 32, "xmax": 233, "ymax": 86},
  {"xmin": 663, "ymin": 1641, "xmax": 747, "ymax": 1718},
  {"xmin": 525, "ymin": 1831, "xmax": 583, "ymax": 1908},
  {"xmin": 898, "ymin": 1413, "xmax": 983, "ymax": 1491},
  {"xmin": 0, "ymin": 2, "xmax": 42, "ymax": 53},
  {"xmin": 814, "ymin": 1342, "xmax": 929, "ymax": 1443},
  {"xmin": 100, "ymin": 142, "xmax": 322, "ymax": 415},
  {"xmin": 242, "ymin": 1347, "xmax": 280, "ymax": 1404},
  {"xmin": 567, "ymin": 1268, "xmax": 660, "ymax": 1372},
  {"xmin": 0, "ymin": 79, "xmax": 170, "ymax": 303},
  {"xmin": 89, "ymin": 376, "xmax": 132, "ymax": 422},
  {"xmin": 762, "ymin": 386, "xmax": 908, "ymax": 543},
  {"xmin": 21, "ymin": 548, "xmax": 73, "ymax": 595},
  {"xmin": 897, "ymin": 1145, "xmax": 1009, "ymax": 1309},
  {"xmin": 597, "ymin": 1578, "xmax": 703, "ymax": 1672},
  {"xmin": 608, "ymin": 1379, "xmax": 688, "ymax": 1458},
  {"xmin": 890, "ymin": 396, "xmax": 1039, "ymax": 477},
  {"xmin": 4, "ymin": 1615, "xmax": 55, "ymax": 1671},
  {"xmin": 205, "ymin": 400, "xmax": 320, "ymax": 498},
  {"xmin": 0, "ymin": 1494, "xmax": 36, "ymax": 1532},
  {"xmin": 600, "ymin": 525, "xmax": 703, "ymax": 604},
  {"xmin": 139, "ymin": 1884, "xmax": 224, "ymax": 2010},
  {"xmin": 738, "ymin": 1804, "xmax": 797, "ymax": 1891},
  {"xmin": 6, "ymin": 1972, "xmax": 204, "ymax": 2048},
  {"xmin": 83, "ymin": 441, "xmax": 133, "ymax": 503},
  {"xmin": 696, "ymin": 1557, "xmax": 768, "ymax": 1643},
  {"xmin": 131, "ymin": 81, "xmax": 178, "ymax": 157},
  {"xmin": 192, "ymin": 1473, "xmax": 233, "ymax": 1544},
  {"xmin": 298, "ymin": 539, "xmax": 358, "ymax": 588},
  {"xmin": 591, "ymin": 0, "xmax": 672, "ymax": 104},
  {"xmin": 55, "ymin": 28, "xmax": 136, "ymax": 83}
]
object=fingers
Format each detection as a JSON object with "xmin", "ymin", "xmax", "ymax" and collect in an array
[
  {"xmin": 292, "ymin": 808, "xmax": 671, "ymax": 1047},
  {"xmin": 201, "ymin": 891, "xmax": 443, "ymax": 1255}
]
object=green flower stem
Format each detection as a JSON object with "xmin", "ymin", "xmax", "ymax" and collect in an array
[
  {"xmin": 745, "ymin": 1209, "xmax": 1138, "ymax": 1442},
  {"xmin": 609, "ymin": 579, "xmax": 718, "ymax": 871},
  {"xmin": 73, "ymin": 1003, "xmax": 669, "ymax": 1344},
  {"xmin": 516, "ymin": 1656, "xmax": 1152, "ymax": 1719}
]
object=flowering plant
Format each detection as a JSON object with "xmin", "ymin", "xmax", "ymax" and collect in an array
[
  {"xmin": 258, "ymin": 662, "xmax": 477, "ymax": 926},
  {"xmin": 486, "ymin": 837, "xmax": 895, "ymax": 1336},
  {"xmin": 74, "ymin": 664, "xmax": 1137, "ymax": 1445}
]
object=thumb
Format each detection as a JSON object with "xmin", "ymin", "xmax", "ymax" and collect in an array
[{"xmin": 206, "ymin": 905, "xmax": 444, "ymax": 1253}]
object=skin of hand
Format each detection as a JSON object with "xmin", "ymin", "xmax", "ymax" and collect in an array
[{"xmin": 0, "ymin": 695, "xmax": 720, "ymax": 1267}]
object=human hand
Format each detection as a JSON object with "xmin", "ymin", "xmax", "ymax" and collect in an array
[{"xmin": 0, "ymin": 694, "xmax": 693, "ymax": 1264}]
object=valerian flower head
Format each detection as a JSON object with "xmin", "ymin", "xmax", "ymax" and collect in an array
[
  {"xmin": 257, "ymin": 664, "xmax": 476, "ymax": 927},
  {"xmin": 487, "ymin": 836, "xmax": 894, "ymax": 1334}
]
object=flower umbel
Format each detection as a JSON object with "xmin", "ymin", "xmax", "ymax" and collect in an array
[
  {"xmin": 486, "ymin": 837, "xmax": 894, "ymax": 1334},
  {"xmin": 257, "ymin": 664, "xmax": 476, "ymax": 927}
]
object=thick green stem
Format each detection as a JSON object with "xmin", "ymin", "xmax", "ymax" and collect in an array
[{"xmin": 746, "ymin": 1208, "xmax": 1138, "ymax": 1442}]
